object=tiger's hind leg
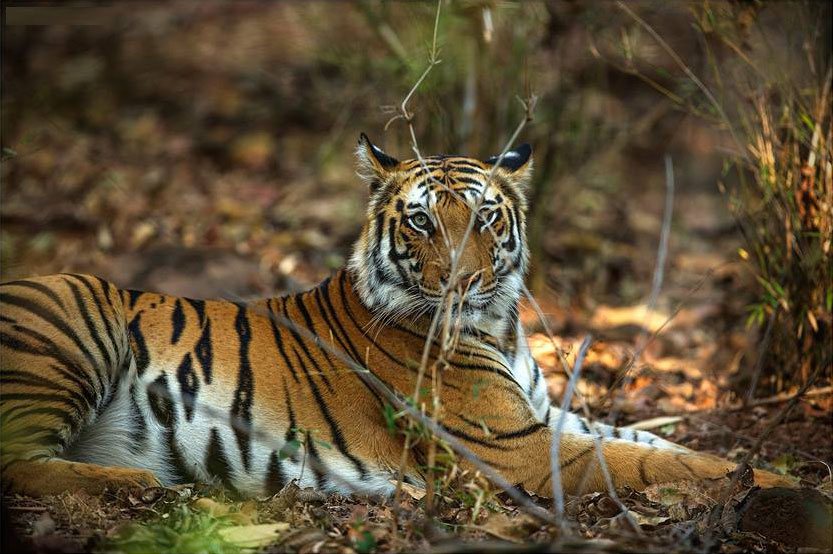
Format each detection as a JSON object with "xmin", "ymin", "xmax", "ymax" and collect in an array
[{"xmin": 0, "ymin": 274, "xmax": 162, "ymax": 496}]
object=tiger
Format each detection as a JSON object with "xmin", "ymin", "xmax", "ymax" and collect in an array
[{"xmin": 0, "ymin": 134, "xmax": 790, "ymax": 499}]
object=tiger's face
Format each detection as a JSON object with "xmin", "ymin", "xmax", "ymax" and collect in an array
[{"xmin": 349, "ymin": 134, "xmax": 532, "ymax": 336}]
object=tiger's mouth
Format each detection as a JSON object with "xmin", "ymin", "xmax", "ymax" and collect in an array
[{"xmin": 416, "ymin": 286, "xmax": 495, "ymax": 314}]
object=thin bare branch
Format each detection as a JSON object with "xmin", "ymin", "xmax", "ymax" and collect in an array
[
  {"xmin": 615, "ymin": 1, "xmax": 748, "ymax": 164},
  {"xmin": 602, "ymin": 154, "xmax": 676, "ymax": 414},
  {"xmin": 551, "ymin": 335, "xmax": 591, "ymax": 523}
]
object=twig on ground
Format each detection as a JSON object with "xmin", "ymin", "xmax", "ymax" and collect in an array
[
  {"xmin": 600, "ymin": 155, "xmax": 676, "ymax": 411},
  {"xmin": 551, "ymin": 335, "xmax": 591, "ymax": 525}
]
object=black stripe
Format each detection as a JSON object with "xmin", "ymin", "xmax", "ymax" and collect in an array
[
  {"xmin": 441, "ymin": 424, "xmax": 511, "ymax": 451},
  {"xmin": 291, "ymin": 347, "xmax": 368, "ymax": 479},
  {"xmin": 171, "ymin": 299, "xmax": 185, "ymax": 344},
  {"xmin": 451, "ymin": 175, "xmax": 486, "ymax": 187},
  {"xmin": 146, "ymin": 373, "xmax": 198, "ymax": 483},
  {"xmin": 317, "ymin": 277, "xmax": 387, "ymax": 408},
  {"xmin": 0, "ymin": 293, "xmax": 106, "ymax": 392},
  {"xmin": 0, "ymin": 393, "xmax": 83, "ymax": 420},
  {"xmin": 176, "ymin": 353, "xmax": 199, "ymax": 421},
  {"xmin": 560, "ymin": 445, "xmax": 594, "ymax": 470},
  {"xmin": 0, "ymin": 426, "xmax": 67, "ymax": 450},
  {"xmin": 0, "ymin": 405, "xmax": 78, "ymax": 431},
  {"xmin": 147, "ymin": 374, "xmax": 175, "ymax": 426},
  {"xmin": 265, "ymin": 299, "xmax": 300, "ymax": 384},
  {"xmin": 304, "ymin": 430, "xmax": 327, "ymax": 489},
  {"xmin": 447, "ymin": 159, "xmax": 487, "ymax": 170},
  {"xmin": 320, "ymin": 277, "xmax": 365, "ymax": 362},
  {"xmin": 280, "ymin": 298, "xmax": 333, "ymax": 389},
  {"xmin": 231, "ymin": 304, "xmax": 254, "ymax": 472},
  {"xmin": 0, "ymin": 372, "xmax": 87, "ymax": 415},
  {"xmin": 284, "ymin": 381, "xmax": 297, "ymax": 441},
  {"xmin": 1, "ymin": 329, "xmax": 100, "ymax": 410},
  {"xmin": 1, "ymin": 280, "xmax": 67, "ymax": 312},
  {"xmin": 186, "ymin": 298, "xmax": 206, "ymax": 326},
  {"xmin": 128, "ymin": 382, "xmax": 148, "ymax": 449},
  {"xmin": 374, "ymin": 212, "xmax": 385, "ymax": 249},
  {"xmin": 313, "ymin": 286, "xmax": 358, "ymax": 364},
  {"xmin": 282, "ymin": 379, "xmax": 300, "ymax": 462},
  {"xmin": 293, "ymin": 294, "xmax": 334, "ymax": 392},
  {"xmin": 531, "ymin": 359, "xmax": 541, "ymax": 391},
  {"xmin": 449, "ymin": 165, "xmax": 485, "ymax": 175},
  {"xmin": 206, "ymin": 427, "xmax": 236, "ymax": 491},
  {"xmin": 127, "ymin": 313, "xmax": 150, "ymax": 376},
  {"xmin": 66, "ymin": 275, "xmax": 119, "ymax": 362},
  {"xmin": 92, "ymin": 275, "xmax": 118, "ymax": 313},
  {"xmin": 126, "ymin": 290, "xmax": 144, "ymax": 310},
  {"xmin": 265, "ymin": 451, "xmax": 287, "ymax": 495},
  {"xmin": 194, "ymin": 317, "xmax": 213, "ymax": 384},
  {"xmin": 490, "ymin": 422, "xmax": 547, "ymax": 440},
  {"xmin": 65, "ymin": 279, "xmax": 114, "ymax": 369},
  {"xmin": 386, "ymin": 218, "xmax": 411, "ymax": 285}
]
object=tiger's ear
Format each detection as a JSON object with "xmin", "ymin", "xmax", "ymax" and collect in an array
[
  {"xmin": 483, "ymin": 143, "xmax": 533, "ymax": 188},
  {"xmin": 356, "ymin": 133, "xmax": 399, "ymax": 192}
]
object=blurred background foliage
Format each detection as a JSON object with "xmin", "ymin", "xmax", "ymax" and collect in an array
[{"xmin": 2, "ymin": 1, "xmax": 830, "ymax": 397}]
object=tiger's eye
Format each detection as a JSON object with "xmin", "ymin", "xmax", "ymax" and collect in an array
[{"xmin": 412, "ymin": 213, "xmax": 429, "ymax": 228}]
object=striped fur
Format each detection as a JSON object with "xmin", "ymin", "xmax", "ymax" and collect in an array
[{"xmin": 0, "ymin": 136, "xmax": 790, "ymax": 497}]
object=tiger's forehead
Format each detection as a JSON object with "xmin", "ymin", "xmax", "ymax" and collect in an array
[{"xmin": 397, "ymin": 156, "xmax": 503, "ymax": 208}]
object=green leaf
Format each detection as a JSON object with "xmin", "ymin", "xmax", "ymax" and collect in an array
[
  {"xmin": 278, "ymin": 439, "xmax": 302, "ymax": 460},
  {"xmin": 352, "ymin": 529, "xmax": 377, "ymax": 554},
  {"xmin": 382, "ymin": 403, "xmax": 399, "ymax": 434},
  {"xmin": 771, "ymin": 453, "xmax": 797, "ymax": 475},
  {"xmin": 314, "ymin": 437, "xmax": 333, "ymax": 450}
]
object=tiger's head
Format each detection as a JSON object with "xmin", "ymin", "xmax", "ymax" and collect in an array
[{"xmin": 349, "ymin": 134, "xmax": 532, "ymax": 337}]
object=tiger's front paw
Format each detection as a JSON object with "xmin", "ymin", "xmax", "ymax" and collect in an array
[
  {"xmin": 98, "ymin": 466, "xmax": 163, "ymax": 493},
  {"xmin": 5, "ymin": 459, "xmax": 163, "ymax": 496}
]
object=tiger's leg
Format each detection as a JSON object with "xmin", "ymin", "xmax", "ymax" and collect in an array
[
  {"xmin": 502, "ymin": 325, "xmax": 791, "ymax": 492},
  {"xmin": 447, "ymin": 399, "xmax": 792, "ymax": 497},
  {"xmin": 0, "ymin": 275, "xmax": 162, "ymax": 496},
  {"xmin": 535, "ymin": 431, "xmax": 793, "ymax": 495}
]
